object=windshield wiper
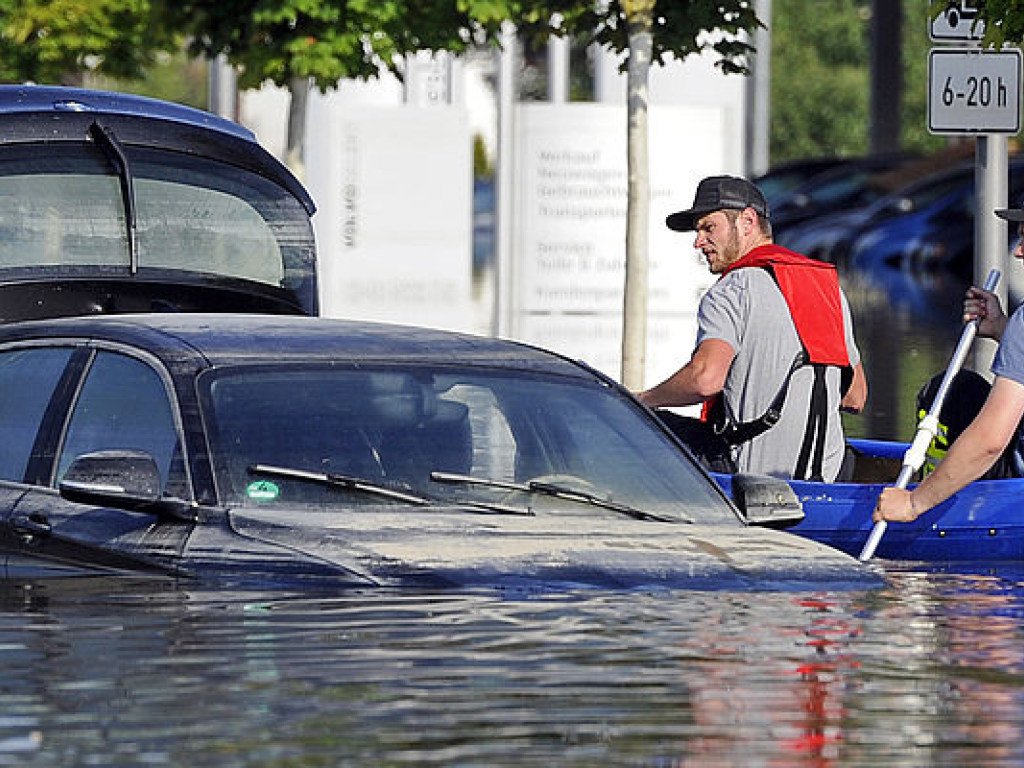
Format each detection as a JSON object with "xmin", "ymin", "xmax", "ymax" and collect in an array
[
  {"xmin": 452, "ymin": 500, "xmax": 535, "ymax": 516},
  {"xmin": 89, "ymin": 121, "xmax": 138, "ymax": 273},
  {"xmin": 249, "ymin": 464, "xmax": 534, "ymax": 516},
  {"xmin": 430, "ymin": 471, "xmax": 688, "ymax": 523},
  {"xmin": 249, "ymin": 464, "xmax": 431, "ymax": 505}
]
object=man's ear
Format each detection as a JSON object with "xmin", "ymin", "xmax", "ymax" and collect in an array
[{"xmin": 739, "ymin": 207, "xmax": 757, "ymax": 235}]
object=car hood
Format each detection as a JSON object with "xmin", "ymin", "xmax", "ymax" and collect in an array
[{"xmin": 221, "ymin": 507, "xmax": 884, "ymax": 592}]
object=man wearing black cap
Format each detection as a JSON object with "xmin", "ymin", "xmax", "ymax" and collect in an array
[
  {"xmin": 638, "ymin": 175, "xmax": 867, "ymax": 481},
  {"xmin": 875, "ymin": 204, "xmax": 1024, "ymax": 523}
]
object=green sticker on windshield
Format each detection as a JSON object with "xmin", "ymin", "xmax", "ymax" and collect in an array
[{"xmin": 246, "ymin": 480, "xmax": 280, "ymax": 501}]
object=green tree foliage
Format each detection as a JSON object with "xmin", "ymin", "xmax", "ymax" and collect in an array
[
  {"xmin": 0, "ymin": 0, "xmax": 177, "ymax": 84},
  {"xmin": 510, "ymin": 0, "xmax": 756, "ymax": 74},
  {"xmin": 771, "ymin": 0, "xmax": 873, "ymax": 161},
  {"xmin": 87, "ymin": 49, "xmax": 209, "ymax": 109},
  {"xmin": 771, "ymin": 0, "xmax": 945, "ymax": 163},
  {"xmin": 168, "ymin": 0, "xmax": 482, "ymax": 91},
  {"xmin": 167, "ymin": 0, "xmax": 756, "ymax": 93},
  {"xmin": 972, "ymin": 0, "xmax": 1024, "ymax": 48}
]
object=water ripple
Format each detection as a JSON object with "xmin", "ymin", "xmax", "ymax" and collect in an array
[{"xmin": 0, "ymin": 572, "xmax": 1020, "ymax": 765}]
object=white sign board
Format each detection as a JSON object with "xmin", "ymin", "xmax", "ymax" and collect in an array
[
  {"xmin": 510, "ymin": 103, "xmax": 730, "ymax": 386},
  {"xmin": 305, "ymin": 104, "xmax": 474, "ymax": 331},
  {"xmin": 930, "ymin": 1, "xmax": 985, "ymax": 42},
  {"xmin": 928, "ymin": 48, "xmax": 1021, "ymax": 133}
]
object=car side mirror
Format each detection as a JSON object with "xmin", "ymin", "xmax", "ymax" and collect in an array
[
  {"xmin": 59, "ymin": 450, "xmax": 195, "ymax": 522},
  {"xmin": 730, "ymin": 473, "xmax": 805, "ymax": 527}
]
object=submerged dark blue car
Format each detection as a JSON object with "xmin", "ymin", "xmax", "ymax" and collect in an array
[
  {"xmin": 0, "ymin": 312, "xmax": 885, "ymax": 590},
  {"xmin": 0, "ymin": 85, "xmax": 880, "ymax": 591}
]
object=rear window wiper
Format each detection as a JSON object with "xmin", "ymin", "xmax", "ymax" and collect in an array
[
  {"xmin": 89, "ymin": 121, "xmax": 138, "ymax": 273},
  {"xmin": 249, "ymin": 464, "xmax": 431, "ymax": 505},
  {"xmin": 430, "ymin": 471, "xmax": 688, "ymax": 523}
]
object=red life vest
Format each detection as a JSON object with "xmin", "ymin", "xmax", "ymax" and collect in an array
[
  {"xmin": 721, "ymin": 244, "xmax": 850, "ymax": 367},
  {"xmin": 701, "ymin": 244, "xmax": 853, "ymax": 481}
]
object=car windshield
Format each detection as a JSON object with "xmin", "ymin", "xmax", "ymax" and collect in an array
[
  {"xmin": 0, "ymin": 144, "xmax": 316, "ymax": 311},
  {"xmin": 199, "ymin": 365, "xmax": 737, "ymax": 524}
]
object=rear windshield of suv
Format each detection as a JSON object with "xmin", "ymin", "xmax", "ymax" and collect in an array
[{"xmin": 0, "ymin": 144, "xmax": 315, "ymax": 303}]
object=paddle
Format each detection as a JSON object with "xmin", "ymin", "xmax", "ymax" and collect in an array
[{"xmin": 858, "ymin": 268, "xmax": 1001, "ymax": 563}]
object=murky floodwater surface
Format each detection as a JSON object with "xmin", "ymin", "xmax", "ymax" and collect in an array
[{"xmin": 2, "ymin": 568, "xmax": 1024, "ymax": 767}]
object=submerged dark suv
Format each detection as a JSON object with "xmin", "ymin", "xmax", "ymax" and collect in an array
[{"xmin": 0, "ymin": 85, "xmax": 317, "ymax": 320}]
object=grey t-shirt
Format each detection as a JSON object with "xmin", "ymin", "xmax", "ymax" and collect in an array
[
  {"xmin": 696, "ymin": 267, "xmax": 862, "ymax": 481},
  {"xmin": 991, "ymin": 305, "xmax": 1024, "ymax": 477},
  {"xmin": 992, "ymin": 304, "xmax": 1024, "ymax": 386}
]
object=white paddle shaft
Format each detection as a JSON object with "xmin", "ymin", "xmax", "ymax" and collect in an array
[{"xmin": 858, "ymin": 268, "xmax": 1001, "ymax": 562}]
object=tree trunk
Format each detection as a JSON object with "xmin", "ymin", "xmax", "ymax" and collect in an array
[
  {"xmin": 285, "ymin": 76, "xmax": 311, "ymax": 180},
  {"xmin": 620, "ymin": 1, "xmax": 654, "ymax": 390}
]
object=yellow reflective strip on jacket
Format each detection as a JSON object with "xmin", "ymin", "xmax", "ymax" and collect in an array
[{"xmin": 920, "ymin": 407, "xmax": 950, "ymax": 477}]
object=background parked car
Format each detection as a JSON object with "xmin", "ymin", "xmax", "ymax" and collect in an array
[
  {"xmin": 852, "ymin": 158, "xmax": 1024, "ymax": 280},
  {"xmin": 786, "ymin": 156, "xmax": 1024, "ymax": 276},
  {"xmin": 751, "ymin": 156, "xmax": 855, "ymax": 209},
  {"xmin": 776, "ymin": 156, "xmax": 1024, "ymax": 279},
  {"xmin": 840, "ymin": 163, "xmax": 977, "ymax": 270},
  {"xmin": 768, "ymin": 153, "xmax": 920, "ymax": 240}
]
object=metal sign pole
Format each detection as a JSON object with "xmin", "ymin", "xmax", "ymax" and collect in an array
[
  {"xmin": 974, "ymin": 134, "xmax": 1009, "ymax": 372},
  {"xmin": 927, "ymin": 1, "xmax": 1017, "ymax": 372}
]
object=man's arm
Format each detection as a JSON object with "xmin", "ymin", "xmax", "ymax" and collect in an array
[
  {"xmin": 874, "ymin": 376, "xmax": 1024, "ymax": 522},
  {"xmin": 636, "ymin": 339, "xmax": 735, "ymax": 409},
  {"xmin": 840, "ymin": 362, "xmax": 867, "ymax": 414}
]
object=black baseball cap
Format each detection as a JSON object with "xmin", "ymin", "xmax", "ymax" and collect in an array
[
  {"xmin": 995, "ymin": 204, "xmax": 1024, "ymax": 222},
  {"xmin": 666, "ymin": 175, "xmax": 770, "ymax": 232}
]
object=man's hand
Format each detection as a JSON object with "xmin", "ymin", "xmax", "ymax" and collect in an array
[
  {"xmin": 873, "ymin": 487, "xmax": 920, "ymax": 523},
  {"xmin": 964, "ymin": 286, "xmax": 1007, "ymax": 341}
]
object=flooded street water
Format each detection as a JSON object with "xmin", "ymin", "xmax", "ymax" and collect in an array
[
  {"xmin": 0, "ymin": 267, "xmax": 1017, "ymax": 767},
  {"xmin": 2, "ymin": 568, "xmax": 1024, "ymax": 766}
]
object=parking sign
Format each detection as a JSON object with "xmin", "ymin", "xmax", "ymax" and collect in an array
[{"xmin": 928, "ymin": 48, "xmax": 1021, "ymax": 133}]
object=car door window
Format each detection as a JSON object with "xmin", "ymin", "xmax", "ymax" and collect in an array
[
  {"xmin": 57, "ymin": 351, "xmax": 181, "ymax": 492},
  {"xmin": 0, "ymin": 347, "xmax": 73, "ymax": 482}
]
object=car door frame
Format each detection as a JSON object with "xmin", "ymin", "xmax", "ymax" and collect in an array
[{"xmin": 2, "ymin": 339, "xmax": 197, "ymax": 579}]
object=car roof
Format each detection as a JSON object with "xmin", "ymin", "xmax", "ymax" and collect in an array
[
  {"xmin": 0, "ymin": 313, "xmax": 599, "ymax": 378},
  {"xmin": 0, "ymin": 84, "xmax": 313, "ymax": 215},
  {"xmin": 0, "ymin": 84, "xmax": 251, "ymax": 138}
]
